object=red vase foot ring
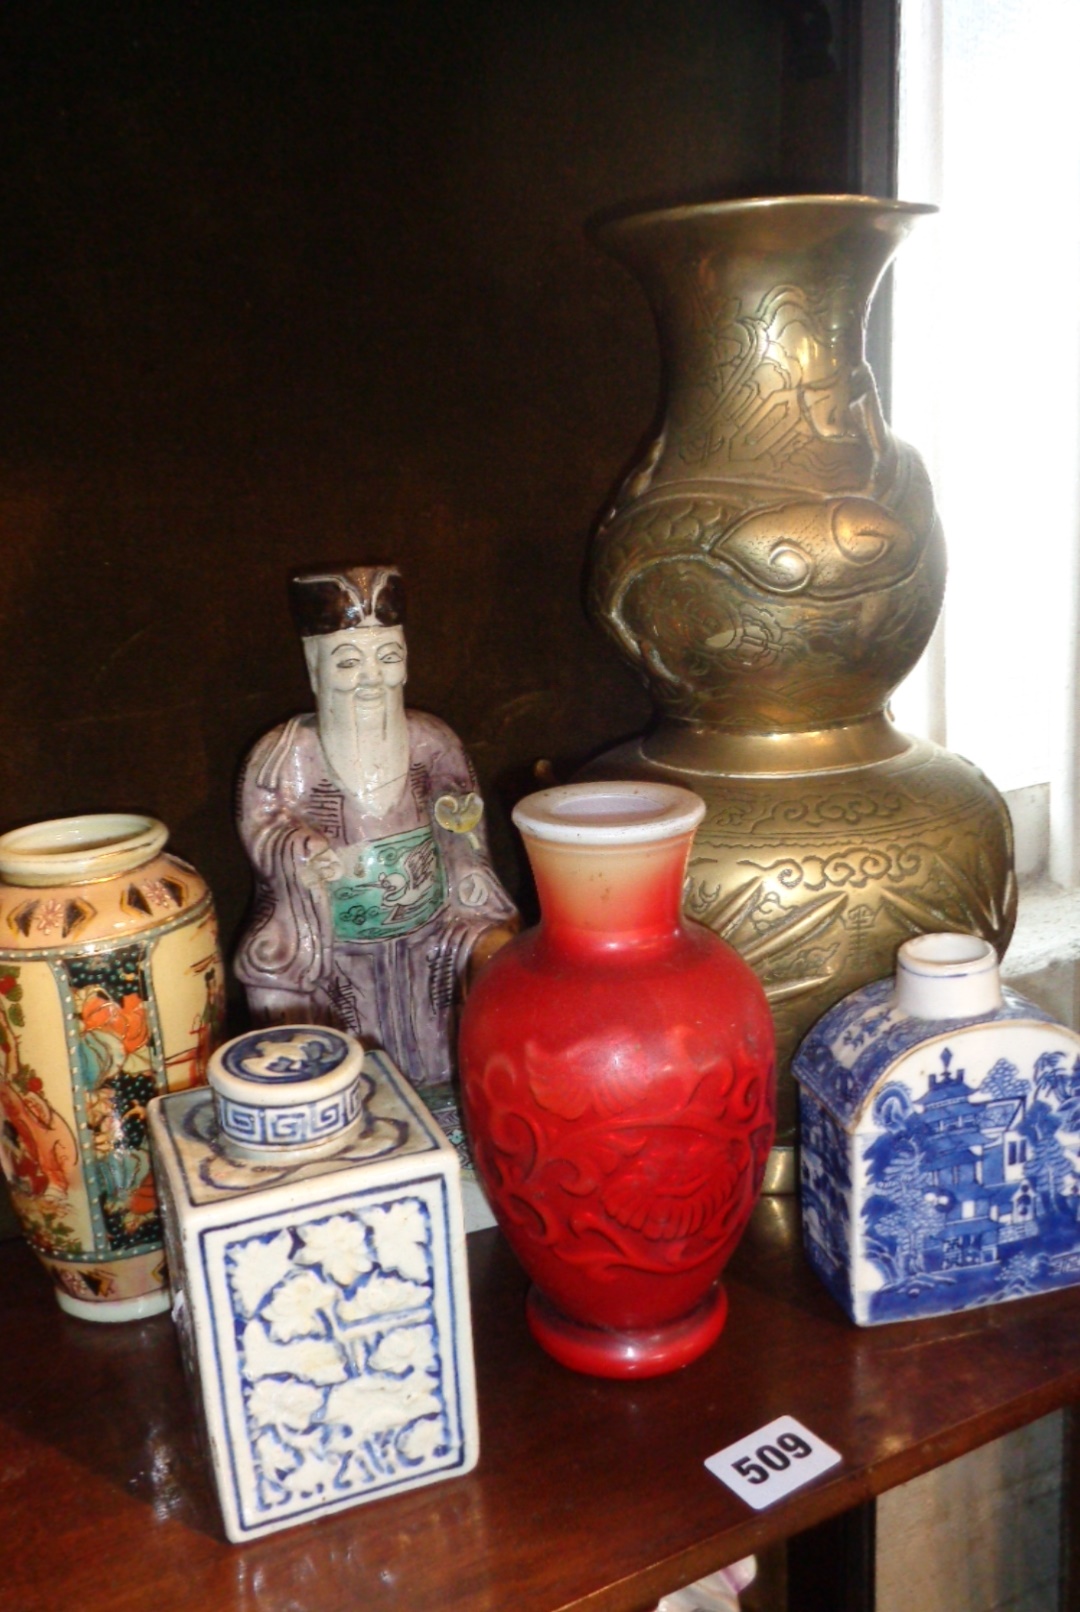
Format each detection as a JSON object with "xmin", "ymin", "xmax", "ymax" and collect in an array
[{"xmin": 526, "ymin": 1283, "xmax": 729, "ymax": 1379}]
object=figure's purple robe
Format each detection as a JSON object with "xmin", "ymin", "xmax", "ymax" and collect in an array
[{"xmin": 235, "ymin": 709, "xmax": 516, "ymax": 1089}]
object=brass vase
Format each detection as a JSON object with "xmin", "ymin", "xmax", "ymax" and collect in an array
[{"xmin": 583, "ymin": 196, "xmax": 1015, "ymax": 1187}]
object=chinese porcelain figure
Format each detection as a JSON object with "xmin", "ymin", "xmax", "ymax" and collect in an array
[
  {"xmin": 235, "ymin": 566, "xmax": 517, "ymax": 1093},
  {"xmin": 794, "ymin": 933, "xmax": 1080, "ymax": 1325},
  {"xmin": 148, "ymin": 1025, "xmax": 478, "ymax": 1542}
]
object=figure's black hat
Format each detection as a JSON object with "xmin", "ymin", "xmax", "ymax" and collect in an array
[{"xmin": 288, "ymin": 565, "xmax": 406, "ymax": 636}]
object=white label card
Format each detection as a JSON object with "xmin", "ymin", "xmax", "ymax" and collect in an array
[{"xmin": 704, "ymin": 1415, "xmax": 842, "ymax": 1511}]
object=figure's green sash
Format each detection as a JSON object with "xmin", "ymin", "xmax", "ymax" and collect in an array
[{"xmin": 329, "ymin": 826, "xmax": 447, "ymax": 942}]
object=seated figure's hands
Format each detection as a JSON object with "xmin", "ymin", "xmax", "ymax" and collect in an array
[{"xmin": 298, "ymin": 841, "xmax": 344, "ymax": 888}]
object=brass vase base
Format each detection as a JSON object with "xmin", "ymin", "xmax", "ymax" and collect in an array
[{"xmin": 582, "ymin": 720, "xmax": 1017, "ymax": 1178}]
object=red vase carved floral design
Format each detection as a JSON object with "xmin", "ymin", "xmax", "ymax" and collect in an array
[{"xmin": 459, "ymin": 782, "xmax": 775, "ymax": 1377}]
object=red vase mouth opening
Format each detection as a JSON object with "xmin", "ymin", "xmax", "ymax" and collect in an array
[
  {"xmin": 512, "ymin": 780, "xmax": 705, "ymax": 844},
  {"xmin": 512, "ymin": 781, "xmax": 705, "ymax": 955}
]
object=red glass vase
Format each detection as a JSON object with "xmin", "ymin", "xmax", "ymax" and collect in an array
[{"xmin": 459, "ymin": 781, "xmax": 776, "ymax": 1377}]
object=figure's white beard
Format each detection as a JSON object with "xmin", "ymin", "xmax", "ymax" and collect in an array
[{"xmin": 318, "ymin": 686, "xmax": 409, "ymax": 813}]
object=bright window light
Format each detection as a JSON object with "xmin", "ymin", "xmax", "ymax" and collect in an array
[{"xmin": 890, "ymin": 0, "xmax": 1080, "ymax": 879}]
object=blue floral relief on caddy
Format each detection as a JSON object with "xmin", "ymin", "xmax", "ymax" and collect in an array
[
  {"xmin": 208, "ymin": 1181, "xmax": 466, "ymax": 1532},
  {"xmin": 147, "ymin": 1030, "xmax": 479, "ymax": 1543},
  {"xmin": 793, "ymin": 933, "xmax": 1080, "ymax": 1325}
]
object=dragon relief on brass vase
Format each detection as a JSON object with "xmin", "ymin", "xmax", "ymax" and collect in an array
[{"xmin": 589, "ymin": 276, "xmax": 943, "ymax": 733}]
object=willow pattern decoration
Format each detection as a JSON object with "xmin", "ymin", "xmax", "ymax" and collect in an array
[{"xmin": 582, "ymin": 196, "xmax": 1015, "ymax": 1180}]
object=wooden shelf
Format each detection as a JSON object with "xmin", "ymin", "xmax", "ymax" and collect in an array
[{"xmin": 4, "ymin": 1191, "xmax": 1080, "ymax": 1612}]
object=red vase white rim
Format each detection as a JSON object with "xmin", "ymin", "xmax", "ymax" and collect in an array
[{"xmin": 511, "ymin": 780, "xmax": 705, "ymax": 846}]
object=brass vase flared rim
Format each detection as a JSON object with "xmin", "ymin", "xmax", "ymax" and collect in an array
[{"xmin": 593, "ymin": 193, "xmax": 938, "ymax": 242}]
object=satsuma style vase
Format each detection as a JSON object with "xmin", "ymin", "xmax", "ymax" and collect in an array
[
  {"xmin": 583, "ymin": 196, "xmax": 1015, "ymax": 1185},
  {"xmin": 0, "ymin": 813, "xmax": 225, "ymax": 1320},
  {"xmin": 458, "ymin": 781, "xmax": 776, "ymax": 1378}
]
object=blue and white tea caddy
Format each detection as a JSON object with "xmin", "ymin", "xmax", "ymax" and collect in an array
[
  {"xmin": 147, "ymin": 1025, "xmax": 479, "ymax": 1542},
  {"xmin": 794, "ymin": 933, "xmax": 1080, "ymax": 1326}
]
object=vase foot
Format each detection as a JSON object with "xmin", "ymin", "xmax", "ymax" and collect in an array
[
  {"xmin": 526, "ymin": 1283, "xmax": 728, "ymax": 1379},
  {"xmin": 55, "ymin": 1286, "xmax": 171, "ymax": 1323}
]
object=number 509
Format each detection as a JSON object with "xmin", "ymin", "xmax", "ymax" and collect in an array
[{"xmin": 732, "ymin": 1431, "xmax": 813, "ymax": 1485}]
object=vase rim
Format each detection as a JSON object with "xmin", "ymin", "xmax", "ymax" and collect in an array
[
  {"xmin": 893, "ymin": 931, "xmax": 1003, "ymax": 1020},
  {"xmin": 513, "ymin": 781, "xmax": 704, "ymax": 846},
  {"xmin": 0, "ymin": 812, "xmax": 169, "ymax": 886},
  {"xmin": 595, "ymin": 193, "xmax": 937, "ymax": 239}
]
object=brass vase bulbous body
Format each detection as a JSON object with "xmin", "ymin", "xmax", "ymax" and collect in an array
[{"xmin": 584, "ymin": 196, "xmax": 1016, "ymax": 1180}]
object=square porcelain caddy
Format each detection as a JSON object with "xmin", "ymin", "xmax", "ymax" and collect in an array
[
  {"xmin": 147, "ymin": 1025, "xmax": 478, "ymax": 1543},
  {"xmin": 794, "ymin": 934, "xmax": 1080, "ymax": 1327}
]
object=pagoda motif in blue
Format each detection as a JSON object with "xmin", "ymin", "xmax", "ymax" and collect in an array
[{"xmin": 795, "ymin": 980, "xmax": 1080, "ymax": 1324}]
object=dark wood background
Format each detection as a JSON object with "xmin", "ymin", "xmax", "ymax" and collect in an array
[{"xmin": 0, "ymin": 0, "xmax": 871, "ymax": 1001}]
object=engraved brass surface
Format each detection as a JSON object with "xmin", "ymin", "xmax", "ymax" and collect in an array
[{"xmin": 584, "ymin": 197, "xmax": 1016, "ymax": 1159}]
